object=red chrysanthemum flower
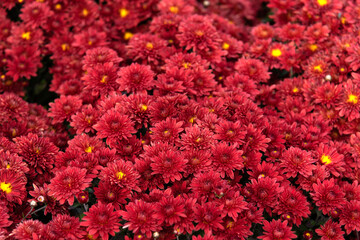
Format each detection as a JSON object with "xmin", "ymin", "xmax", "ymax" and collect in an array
[
  {"xmin": 339, "ymin": 200, "xmax": 360, "ymax": 234},
  {"xmin": 0, "ymin": 170, "xmax": 26, "ymax": 204},
  {"xmin": 14, "ymin": 133, "xmax": 58, "ymax": 174},
  {"xmin": 120, "ymin": 200, "xmax": 161, "ymax": 238},
  {"xmin": 183, "ymin": 149, "xmax": 212, "ymax": 177},
  {"xmin": 194, "ymin": 201, "xmax": 224, "ymax": 233},
  {"xmin": 48, "ymin": 95, "xmax": 83, "ymax": 124},
  {"xmin": 246, "ymin": 177, "xmax": 283, "ymax": 213},
  {"xmin": 180, "ymin": 125, "xmax": 215, "ymax": 150},
  {"xmin": 49, "ymin": 214, "xmax": 85, "ymax": 239},
  {"xmin": 315, "ymin": 219, "xmax": 345, "ymax": 240},
  {"xmin": 211, "ymin": 142, "xmax": 244, "ymax": 179},
  {"xmin": 48, "ymin": 166, "xmax": 92, "ymax": 205},
  {"xmin": 70, "ymin": 104, "xmax": 100, "ymax": 134},
  {"xmin": 81, "ymin": 202, "xmax": 122, "ymax": 240},
  {"xmin": 117, "ymin": 63, "xmax": 154, "ymax": 93},
  {"xmin": 0, "ymin": 151, "xmax": 29, "ymax": 174},
  {"xmin": 83, "ymin": 62, "xmax": 120, "ymax": 95},
  {"xmin": 190, "ymin": 171, "xmax": 228, "ymax": 199},
  {"xmin": 154, "ymin": 190, "xmax": 186, "ymax": 225},
  {"xmin": 218, "ymin": 189, "xmax": 248, "ymax": 221},
  {"xmin": 150, "ymin": 118, "xmax": 184, "ymax": 144},
  {"xmin": 93, "ymin": 108, "xmax": 135, "ymax": 147},
  {"xmin": 259, "ymin": 220, "xmax": 296, "ymax": 240},
  {"xmin": 336, "ymin": 79, "xmax": 360, "ymax": 121},
  {"xmin": 150, "ymin": 148, "xmax": 187, "ymax": 184},
  {"xmin": 12, "ymin": 219, "xmax": 45, "ymax": 240},
  {"xmin": 311, "ymin": 178, "xmax": 346, "ymax": 215},
  {"xmin": 83, "ymin": 47, "xmax": 122, "ymax": 70},
  {"xmin": 279, "ymin": 147, "xmax": 316, "ymax": 178},
  {"xmin": 315, "ymin": 143, "xmax": 345, "ymax": 177},
  {"xmin": 274, "ymin": 186, "xmax": 311, "ymax": 226},
  {"xmin": 20, "ymin": 1, "xmax": 53, "ymax": 27},
  {"xmin": 100, "ymin": 159, "xmax": 140, "ymax": 192},
  {"xmin": 0, "ymin": 204, "xmax": 12, "ymax": 228},
  {"xmin": 94, "ymin": 180, "xmax": 131, "ymax": 210},
  {"xmin": 313, "ymin": 81, "xmax": 342, "ymax": 108},
  {"xmin": 234, "ymin": 58, "xmax": 271, "ymax": 83}
]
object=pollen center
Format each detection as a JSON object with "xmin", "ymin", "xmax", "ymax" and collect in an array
[
  {"xmin": 321, "ymin": 154, "xmax": 332, "ymax": 165},
  {"xmin": 292, "ymin": 87, "xmax": 299, "ymax": 93},
  {"xmin": 140, "ymin": 104, "xmax": 147, "ymax": 111},
  {"xmin": 222, "ymin": 42, "xmax": 230, "ymax": 50},
  {"xmin": 317, "ymin": 0, "xmax": 328, "ymax": 6},
  {"xmin": 82, "ymin": 9, "xmax": 89, "ymax": 17},
  {"xmin": 116, "ymin": 171, "xmax": 126, "ymax": 180},
  {"xmin": 347, "ymin": 94, "xmax": 358, "ymax": 104},
  {"xmin": 21, "ymin": 32, "xmax": 31, "ymax": 40},
  {"xmin": 169, "ymin": 6, "xmax": 179, "ymax": 14},
  {"xmin": 313, "ymin": 65, "xmax": 323, "ymax": 72},
  {"xmin": 146, "ymin": 42, "xmax": 153, "ymax": 50},
  {"xmin": 120, "ymin": 8, "xmax": 129, "ymax": 18},
  {"xmin": 100, "ymin": 75, "xmax": 108, "ymax": 83},
  {"xmin": 85, "ymin": 146, "xmax": 93, "ymax": 153},
  {"xmin": 0, "ymin": 182, "xmax": 12, "ymax": 194},
  {"xmin": 124, "ymin": 32, "xmax": 133, "ymax": 40},
  {"xmin": 61, "ymin": 43, "xmax": 69, "ymax": 51},
  {"xmin": 271, "ymin": 49, "xmax": 282, "ymax": 57}
]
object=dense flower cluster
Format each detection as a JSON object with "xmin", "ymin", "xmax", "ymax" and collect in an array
[{"xmin": 0, "ymin": 0, "xmax": 360, "ymax": 239}]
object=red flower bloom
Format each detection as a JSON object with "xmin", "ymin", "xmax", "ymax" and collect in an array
[
  {"xmin": 94, "ymin": 180, "xmax": 131, "ymax": 210},
  {"xmin": 93, "ymin": 108, "xmax": 135, "ymax": 147},
  {"xmin": 48, "ymin": 95, "xmax": 83, "ymax": 124},
  {"xmin": 154, "ymin": 190, "xmax": 186, "ymax": 225},
  {"xmin": 336, "ymin": 79, "xmax": 360, "ymax": 121},
  {"xmin": 315, "ymin": 143, "xmax": 345, "ymax": 177},
  {"xmin": 194, "ymin": 201, "xmax": 224, "ymax": 233},
  {"xmin": 234, "ymin": 58, "xmax": 271, "ymax": 83},
  {"xmin": 48, "ymin": 166, "xmax": 92, "ymax": 205},
  {"xmin": 183, "ymin": 149, "xmax": 212, "ymax": 177},
  {"xmin": 0, "ymin": 170, "xmax": 26, "ymax": 204},
  {"xmin": 150, "ymin": 118, "xmax": 184, "ymax": 144},
  {"xmin": 81, "ymin": 202, "xmax": 122, "ymax": 240},
  {"xmin": 150, "ymin": 148, "xmax": 187, "ymax": 184},
  {"xmin": 12, "ymin": 219, "xmax": 45, "ymax": 240},
  {"xmin": 259, "ymin": 219, "xmax": 296, "ymax": 240},
  {"xmin": 311, "ymin": 178, "xmax": 346, "ymax": 215},
  {"xmin": 0, "ymin": 204, "xmax": 12, "ymax": 228},
  {"xmin": 70, "ymin": 104, "xmax": 100, "ymax": 134},
  {"xmin": 100, "ymin": 159, "xmax": 141, "ymax": 192},
  {"xmin": 339, "ymin": 200, "xmax": 360, "ymax": 234},
  {"xmin": 20, "ymin": 1, "xmax": 53, "ymax": 28},
  {"xmin": 49, "ymin": 214, "xmax": 85, "ymax": 240},
  {"xmin": 120, "ymin": 199, "xmax": 161, "ymax": 238},
  {"xmin": 211, "ymin": 142, "xmax": 244, "ymax": 179},
  {"xmin": 117, "ymin": 63, "xmax": 154, "ymax": 93},
  {"xmin": 315, "ymin": 219, "xmax": 345, "ymax": 240},
  {"xmin": 0, "ymin": 151, "xmax": 29, "ymax": 174},
  {"xmin": 180, "ymin": 125, "xmax": 215, "ymax": 150},
  {"xmin": 218, "ymin": 189, "xmax": 248, "ymax": 221},
  {"xmin": 14, "ymin": 133, "xmax": 58, "ymax": 174},
  {"xmin": 279, "ymin": 147, "xmax": 316, "ymax": 178}
]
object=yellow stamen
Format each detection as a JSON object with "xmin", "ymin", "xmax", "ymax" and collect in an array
[
  {"xmin": 195, "ymin": 137, "xmax": 201, "ymax": 143},
  {"xmin": 100, "ymin": 75, "xmax": 108, "ymax": 83},
  {"xmin": 21, "ymin": 32, "xmax": 31, "ymax": 40},
  {"xmin": 0, "ymin": 182, "xmax": 12, "ymax": 194},
  {"xmin": 195, "ymin": 30, "xmax": 204, "ymax": 36},
  {"xmin": 222, "ymin": 42, "xmax": 230, "ymax": 50},
  {"xmin": 313, "ymin": 65, "xmax": 323, "ymax": 72},
  {"xmin": 6, "ymin": 164, "xmax": 10, "ymax": 169},
  {"xmin": 348, "ymin": 94, "xmax": 358, "ymax": 104},
  {"xmin": 18, "ymin": 0, "xmax": 23, "ymax": 2},
  {"xmin": 116, "ymin": 171, "xmax": 125, "ymax": 180},
  {"xmin": 61, "ymin": 43, "xmax": 69, "ymax": 51},
  {"xmin": 124, "ymin": 32, "xmax": 133, "ymax": 40},
  {"xmin": 1, "ymin": 75, "xmax": 5, "ymax": 80},
  {"xmin": 340, "ymin": 67, "xmax": 345, "ymax": 72},
  {"xmin": 317, "ymin": 0, "xmax": 328, "ymax": 6},
  {"xmin": 182, "ymin": 62, "xmax": 191, "ymax": 69},
  {"xmin": 82, "ymin": 9, "xmax": 89, "ymax": 17},
  {"xmin": 189, "ymin": 116, "xmax": 196, "ymax": 123},
  {"xmin": 341, "ymin": 17, "xmax": 346, "ymax": 24},
  {"xmin": 146, "ymin": 42, "xmax": 153, "ymax": 50},
  {"xmin": 293, "ymin": 87, "xmax": 299, "ymax": 93},
  {"xmin": 169, "ymin": 6, "xmax": 179, "ymax": 14},
  {"xmin": 321, "ymin": 154, "xmax": 332, "ymax": 165},
  {"xmin": 271, "ymin": 49, "xmax": 282, "ymax": 57},
  {"xmin": 140, "ymin": 104, "xmax": 147, "ymax": 111},
  {"xmin": 309, "ymin": 44, "xmax": 318, "ymax": 51},
  {"xmin": 55, "ymin": 3, "xmax": 62, "ymax": 10},
  {"xmin": 120, "ymin": 8, "xmax": 129, "ymax": 18},
  {"xmin": 88, "ymin": 40, "xmax": 93, "ymax": 46},
  {"xmin": 84, "ymin": 146, "xmax": 93, "ymax": 153}
]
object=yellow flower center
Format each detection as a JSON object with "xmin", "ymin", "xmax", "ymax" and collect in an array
[
  {"xmin": 61, "ymin": 43, "xmax": 69, "ymax": 51},
  {"xmin": 348, "ymin": 94, "xmax": 358, "ymax": 104},
  {"xmin": 55, "ymin": 3, "xmax": 62, "ymax": 10},
  {"xmin": 124, "ymin": 32, "xmax": 133, "ymax": 40},
  {"xmin": 293, "ymin": 87, "xmax": 299, "ymax": 93},
  {"xmin": 189, "ymin": 116, "xmax": 196, "ymax": 123},
  {"xmin": 169, "ymin": 6, "xmax": 179, "ymax": 14},
  {"xmin": 21, "ymin": 32, "xmax": 31, "ymax": 40},
  {"xmin": 182, "ymin": 62, "xmax": 191, "ymax": 69},
  {"xmin": 313, "ymin": 65, "xmax": 323, "ymax": 72},
  {"xmin": 100, "ymin": 75, "xmax": 108, "ymax": 83},
  {"xmin": 120, "ymin": 8, "xmax": 129, "ymax": 18},
  {"xmin": 317, "ymin": 0, "xmax": 328, "ymax": 6},
  {"xmin": 321, "ymin": 154, "xmax": 332, "ymax": 165},
  {"xmin": 309, "ymin": 44, "xmax": 318, "ymax": 51},
  {"xmin": 140, "ymin": 104, "xmax": 147, "ymax": 111},
  {"xmin": 6, "ymin": 164, "xmax": 10, "ymax": 169},
  {"xmin": 195, "ymin": 30, "xmax": 204, "ymax": 36},
  {"xmin": 0, "ymin": 182, "xmax": 12, "ymax": 194},
  {"xmin": 85, "ymin": 146, "xmax": 93, "ymax": 153},
  {"xmin": 271, "ymin": 49, "xmax": 282, "ymax": 57},
  {"xmin": 82, "ymin": 9, "xmax": 89, "ymax": 17},
  {"xmin": 222, "ymin": 42, "xmax": 230, "ymax": 50},
  {"xmin": 146, "ymin": 42, "xmax": 153, "ymax": 50},
  {"xmin": 116, "ymin": 171, "xmax": 125, "ymax": 180}
]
